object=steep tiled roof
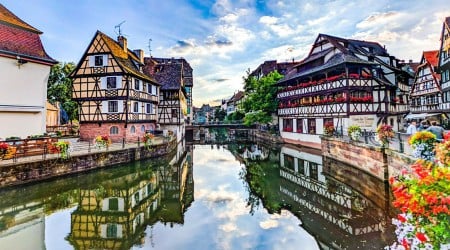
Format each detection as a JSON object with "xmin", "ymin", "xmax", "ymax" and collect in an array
[
  {"xmin": 281, "ymin": 53, "xmax": 377, "ymax": 83},
  {"xmin": 421, "ymin": 50, "xmax": 441, "ymax": 81},
  {"xmin": 0, "ymin": 4, "xmax": 56, "ymax": 64},
  {"xmin": 96, "ymin": 31, "xmax": 157, "ymax": 83},
  {"xmin": 152, "ymin": 57, "xmax": 193, "ymax": 87},
  {"xmin": 227, "ymin": 91, "xmax": 244, "ymax": 103},
  {"xmin": 0, "ymin": 4, "xmax": 41, "ymax": 33},
  {"xmin": 144, "ymin": 57, "xmax": 193, "ymax": 90},
  {"xmin": 446, "ymin": 16, "xmax": 450, "ymax": 29},
  {"xmin": 423, "ymin": 50, "xmax": 439, "ymax": 67},
  {"xmin": 279, "ymin": 34, "xmax": 392, "ymax": 84},
  {"xmin": 153, "ymin": 63, "xmax": 183, "ymax": 90}
]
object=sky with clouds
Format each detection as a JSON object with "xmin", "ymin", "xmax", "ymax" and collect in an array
[{"xmin": 3, "ymin": 0, "xmax": 450, "ymax": 107}]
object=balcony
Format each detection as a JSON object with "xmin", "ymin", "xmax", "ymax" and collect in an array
[
  {"xmin": 410, "ymin": 103, "xmax": 444, "ymax": 113},
  {"xmin": 277, "ymin": 74, "xmax": 374, "ymax": 99}
]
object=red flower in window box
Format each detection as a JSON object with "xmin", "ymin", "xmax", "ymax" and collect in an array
[{"xmin": 284, "ymin": 127, "xmax": 293, "ymax": 132}]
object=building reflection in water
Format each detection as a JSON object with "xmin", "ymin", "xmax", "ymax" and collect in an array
[
  {"xmin": 238, "ymin": 143, "xmax": 394, "ymax": 250},
  {"xmin": 0, "ymin": 198, "xmax": 46, "ymax": 250},
  {"xmin": 66, "ymin": 143, "xmax": 194, "ymax": 249}
]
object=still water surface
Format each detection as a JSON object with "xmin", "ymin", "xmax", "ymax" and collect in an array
[{"xmin": 0, "ymin": 142, "xmax": 395, "ymax": 250}]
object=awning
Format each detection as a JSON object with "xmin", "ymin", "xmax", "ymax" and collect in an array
[{"xmin": 404, "ymin": 113, "xmax": 440, "ymax": 120}]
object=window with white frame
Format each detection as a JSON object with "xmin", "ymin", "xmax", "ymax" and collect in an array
[
  {"xmin": 89, "ymin": 54, "xmax": 107, "ymax": 67},
  {"xmin": 94, "ymin": 55, "xmax": 104, "ymax": 66},
  {"xmin": 106, "ymin": 224, "xmax": 117, "ymax": 238},
  {"xmin": 134, "ymin": 79, "xmax": 140, "ymax": 90},
  {"xmin": 107, "ymin": 77, "xmax": 117, "ymax": 89},
  {"xmin": 148, "ymin": 83, "xmax": 152, "ymax": 94},
  {"xmin": 110, "ymin": 126, "xmax": 119, "ymax": 135},
  {"xmin": 146, "ymin": 103, "xmax": 153, "ymax": 114},
  {"xmin": 133, "ymin": 102, "xmax": 139, "ymax": 113},
  {"xmin": 152, "ymin": 85, "xmax": 157, "ymax": 95},
  {"xmin": 143, "ymin": 82, "xmax": 147, "ymax": 92},
  {"xmin": 108, "ymin": 101, "xmax": 118, "ymax": 113}
]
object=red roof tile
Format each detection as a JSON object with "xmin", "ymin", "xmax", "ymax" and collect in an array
[
  {"xmin": 423, "ymin": 50, "xmax": 439, "ymax": 67},
  {"xmin": 0, "ymin": 4, "xmax": 56, "ymax": 64}
]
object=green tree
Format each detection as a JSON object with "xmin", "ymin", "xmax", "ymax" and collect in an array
[
  {"xmin": 214, "ymin": 107, "xmax": 227, "ymax": 121},
  {"xmin": 47, "ymin": 62, "xmax": 77, "ymax": 123},
  {"xmin": 241, "ymin": 71, "xmax": 283, "ymax": 126}
]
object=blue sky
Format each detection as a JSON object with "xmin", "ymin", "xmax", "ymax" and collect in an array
[{"xmin": 3, "ymin": 0, "xmax": 450, "ymax": 106}]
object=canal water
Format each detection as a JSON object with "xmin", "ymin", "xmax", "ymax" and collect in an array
[{"xmin": 0, "ymin": 140, "xmax": 395, "ymax": 250}]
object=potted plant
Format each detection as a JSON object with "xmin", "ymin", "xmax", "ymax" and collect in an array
[
  {"xmin": 53, "ymin": 140, "xmax": 71, "ymax": 159},
  {"xmin": 0, "ymin": 142, "xmax": 8, "ymax": 160},
  {"xmin": 323, "ymin": 122, "xmax": 335, "ymax": 136},
  {"xmin": 94, "ymin": 135, "xmax": 111, "ymax": 150},
  {"xmin": 347, "ymin": 125, "xmax": 362, "ymax": 141},
  {"xmin": 376, "ymin": 124, "xmax": 395, "ymax": 147},
  {"xmin": 408, "ymin": 131, "xmax": 436, "ymax": 161},
  {"xmin": 143, "ymin": 132, "xmax": 155, "ymax": 150}
]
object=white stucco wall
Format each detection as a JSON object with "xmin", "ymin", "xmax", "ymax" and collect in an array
[{"xmin": 0, "ymin": 57, "xmax": 51, "ymax": 139}]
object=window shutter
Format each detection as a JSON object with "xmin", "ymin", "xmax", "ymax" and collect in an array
[
  {"xmin": 116, "ymin": 76, "xmax": 122, "ymax": 88},
  {"xmin": 103, "ymin": 55, "xmax": 108, "ymax": 66},
  {"xmin": 118, "ymin": 101, "xmax": 124, "ymax": 113},
  {"xmin": 118, "ymin": 198, "xmax": 125, "ymax": 211},
  {"xmin": 102, "ymin": 101, "xmax": 108, "ymax": 113},
  {"xmin": 88, "ymin": 56, "xmax": 95, "ymax": 67},
  {"xmin": 101, "ymin": 77, "xmax": 107, "ymax": 89},
  {"xmin": 152, "ymin": 85, "xmax": 157, "ymax": 95},
  {"xmin": 102, "ymin": 199, "xmax": 108, "ymax": 211},
  {"xmin": 100, "ymin": 224, "xmax": 107, "ymax": 238}
]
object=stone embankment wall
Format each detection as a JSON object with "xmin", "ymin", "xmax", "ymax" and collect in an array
[
  {"xmin": 385, "ymin": 150, "xmax": 416, "ymax": 177},
  {"xmin": 251, "ymin": 130, "xmax": 283, "ymax": 144},
  {"xmin": 321, "ymin": 136, "xmax": 416, "ymax": 181},
  {"xmin": 0, "ymin": 139, "xmax": 177, "ymax": 188}
]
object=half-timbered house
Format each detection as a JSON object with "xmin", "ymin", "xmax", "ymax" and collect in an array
[
  {"xmin": 226, "ymin": 91, "xmax": 244, "ymax": 115},
  {"xmin": 409, "ymin": 51, "xmax": 443, "ymax": 120},
  {"xmin": 67, "ymin": 165, "xmax": 162, "ymax": 249},
  {"xmin": 277, "ymin": 34, "xmax": 411, "ymax": 148},
  {"xmin": 71, "ymin": 31, "xmax": 160, "ymax": 142},
  {"xmin": 144, "ymin": 57, "xmax": 192, "ymax": 142},
  {"xmin": 0, "ymin": 4, "xmax": 57, "ymax": 139},
  {"xmin": 439, "ymin": 17, "xmax": 450, "ymax": 113}
]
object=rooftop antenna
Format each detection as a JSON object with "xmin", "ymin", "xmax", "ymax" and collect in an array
[
  {"xmin": 286, "ymin": 47, "xmax": 294, "ymax": 62},
  {"xmin": 114, "ymin": 20, "xmax": 126, "ymax": 36},
  {"xmin": 148, "ymin": 38, "xmax": 153, "ymax": 56}
]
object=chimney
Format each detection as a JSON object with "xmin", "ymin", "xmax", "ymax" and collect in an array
[
  {"xmin": 133, "ymin": 49, "xmax": 144, "ymax": 64},
  {"xmin": 118, "ymin": 36, "xmax": 127, "ymax": 52}
]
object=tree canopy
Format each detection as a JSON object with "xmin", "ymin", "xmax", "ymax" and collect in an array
[
  {"xmin": 241, "ymin": 71, "xmax": 283, "ymax": 126},
  {"xmin": 47, "ymin": 62, "xmax": 77, "ymax": 123}
]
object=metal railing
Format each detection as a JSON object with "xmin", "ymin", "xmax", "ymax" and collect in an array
[
  {"xmin": 332, "ymin": 129, "xmax": 414, "ymax": 155},
  {"xmin": 0, "ymin": 134, "xmax": 173, "ymax": 164}
]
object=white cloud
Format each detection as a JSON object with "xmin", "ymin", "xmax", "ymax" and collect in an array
[
  {"xmin": 260, "ymin": 16, "xmax": 278, "ymax": 25},
  {"xmin": 356, "ymin": 11, "xmax": 402, "ymax": 29},
  {"xmin": 260, "ymin": 219, "xmax": 279, "ymax": 229}
]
